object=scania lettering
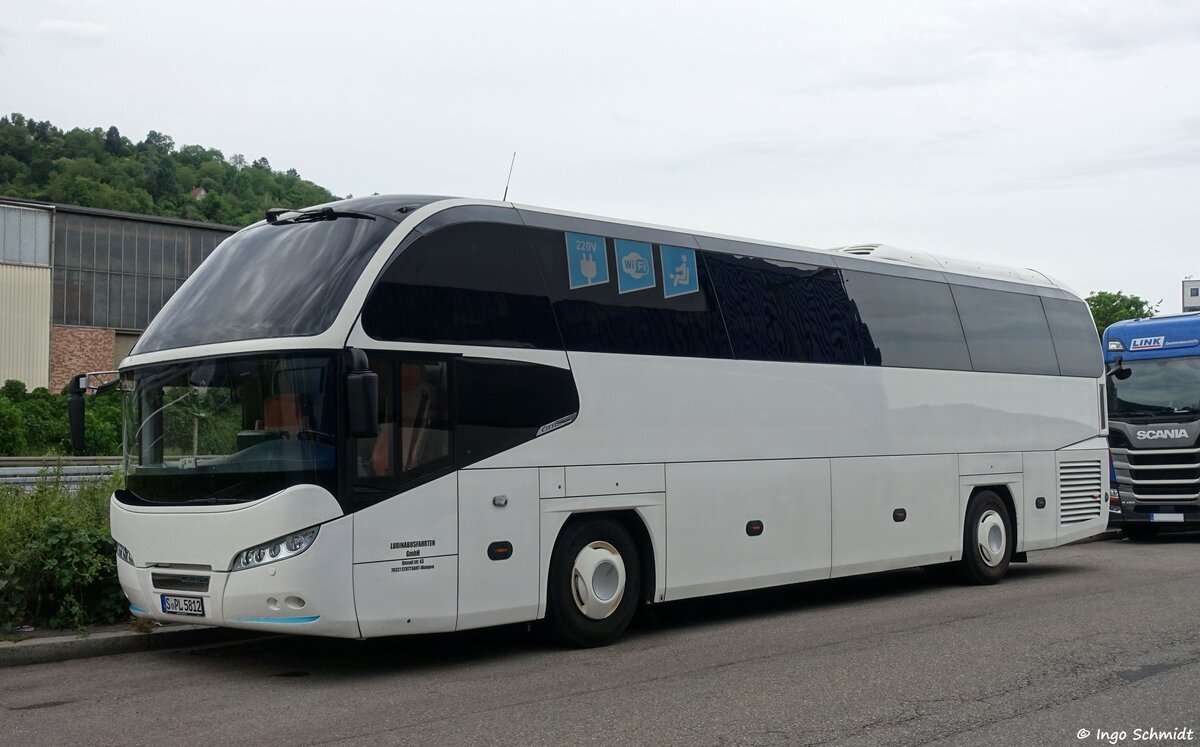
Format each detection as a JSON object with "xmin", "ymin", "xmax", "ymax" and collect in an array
[
  {"xmin": 1104, "ymin": 312, "xmax": 1200, "ymax": 540},
  {"xmin": 1135, "ymin": 429, "xmax": 1190, "ymax": 440},
  {"xmin": 87, "ymin": 196, "xmax": 1109, "ymax": 646}
]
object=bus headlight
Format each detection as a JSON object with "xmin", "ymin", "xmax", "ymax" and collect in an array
[
  {"xmin": 231, "ymin": 526, "xmax": 320, "ymax": 571},
  {"xmin": 115, "ymin": 541, "xmax": 134, "ymax": 566}
]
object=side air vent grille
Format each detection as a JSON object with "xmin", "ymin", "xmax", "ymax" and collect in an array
[{"xmin": 1059, "ymin": 459, "xmax": 1103, "ymax": 525}]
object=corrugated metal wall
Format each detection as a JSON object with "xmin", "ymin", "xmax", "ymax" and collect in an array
[
  {"xmin": 53, "ymin": 211, "xmax": 231, "ymax": 330},
  {"xmin": 0, "ymin": 263, "xmax": 52, "ymax": 388}
]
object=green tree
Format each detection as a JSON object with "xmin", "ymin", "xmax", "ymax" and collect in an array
[
  {"xmin": 1086, "ymin": 291, "xmax": 1160, "ymax": 336},
  {"xmin": 0, "ymin": 113, "xmax": 340, "ymax": 227},
  {"xmin": 2, "ymin": 379, "xmax": 28, "ymax": 403}
]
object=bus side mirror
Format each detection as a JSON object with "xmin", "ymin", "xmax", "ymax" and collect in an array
[
  {"xmin": 68, "ymin": 373, "xmax": 87, "ymax": 454},
  {"xmin": 346, "ymin": 350, "xmax": 379, "ymax": 438},
  {"xmin": 1106, "ymin": 356, "xmax": 1132, "ymax": 381}
]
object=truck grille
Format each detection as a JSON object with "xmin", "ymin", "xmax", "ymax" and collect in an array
[
  {"xmin": 1059, "ymin": 459, "xmax": 1103, "ymax": 525},
  {"xmin": 1110, "ymin": 446, "xmax": 1200, "ymax": 501}
]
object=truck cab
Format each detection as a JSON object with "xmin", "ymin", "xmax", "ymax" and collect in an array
[{"xmin": 1104, "ymin": 313, "xmax": 1200, "ymax": 539}]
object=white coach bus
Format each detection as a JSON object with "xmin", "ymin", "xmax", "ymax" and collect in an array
[{"xmin": 95, "ymin": 196, "xmax": 1108, "ymax": 646}]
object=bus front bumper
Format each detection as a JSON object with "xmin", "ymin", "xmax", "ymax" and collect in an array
[{"xmin": 117, "ymin": 516, "xmax": 360, "ymax": 638}]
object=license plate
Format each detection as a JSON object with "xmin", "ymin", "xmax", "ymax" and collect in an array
[
  {"xmin": 1150, "ymin": 513, "xmax": 1185, "ymax": 523},
  {"xmin": 160, "ymin": 594, "xmax": 205, "ymax": 616}
]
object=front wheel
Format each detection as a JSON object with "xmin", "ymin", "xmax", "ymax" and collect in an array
[
  {"xmin": 545, "ymin": 518, "xmax": 641, "ymax": 647},
  {"xmin": 955, "ymin": 491, "xmax": 1014, "ymax": 584}
]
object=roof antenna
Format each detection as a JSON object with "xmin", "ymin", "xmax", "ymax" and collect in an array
[{"xmin": 502, "ymin": 151, "xmax": 517, "ymax": 201}]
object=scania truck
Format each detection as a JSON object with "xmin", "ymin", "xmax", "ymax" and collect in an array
[{"xmin": 1104, "ymin": 313, "xmax": 1200, "ymax": 539}]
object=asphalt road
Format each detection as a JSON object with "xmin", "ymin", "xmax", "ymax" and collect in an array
[{"xmin": 4, "ymin": 533, "xmax": 1200, "ymax": 747}]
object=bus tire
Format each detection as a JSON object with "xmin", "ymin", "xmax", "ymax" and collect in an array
[
  {"xmin": 546, "ymin": 517, "xmax": 641, "ymax": 647},
  {"xmin": 1122, "ymin": 525, "xmax": 1159, "ymax": 542},
  {"xmin": 956, "ymin": 491, "xmax": 1014, "ymax": 585}
]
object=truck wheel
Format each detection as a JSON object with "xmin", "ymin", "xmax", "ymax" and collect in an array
[
  {"xmin": 1122, "ymin": 525, "xmax": 1159, "ymax": 542},
  {"xmin": 956, "ymin": 491, "xmax": 1014, "ymax": 585},
  {"xmin": 545, "ymin": 518, "xmax": 640, "ymax": 647}
]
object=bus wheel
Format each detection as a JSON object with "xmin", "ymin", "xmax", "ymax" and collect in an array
[
  {"xmin": 1122, "ymin": 525, "xmax": 1159, "ymax": 542},
  {"xmin": 956, "ymin": 491, "xmax": 1013, "ymax": 585},
  {"xmin": 546, "ymin": 518, "xmax": 641, "ymax": 647}
]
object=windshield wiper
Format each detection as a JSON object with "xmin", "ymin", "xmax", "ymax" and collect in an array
[{"xmin": 265, "ymin": 207, "xmax": 376, "ymax": 225}]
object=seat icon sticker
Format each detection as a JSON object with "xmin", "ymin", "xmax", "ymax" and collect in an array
[
  {"xmin": 615, "ymin": 239, "xmax": 656, "ymax": 294},
  {"xmin": 661, "ymin": 245, "xmax": 699, "ymax": 298},
  {"xmin": 565, "ymin": 232, "xmax": 609, "ymax": 290}
]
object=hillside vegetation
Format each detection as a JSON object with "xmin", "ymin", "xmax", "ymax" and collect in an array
[{"xmin": 0, "ymin": 113, "xmax": 340, "ymax": 226}]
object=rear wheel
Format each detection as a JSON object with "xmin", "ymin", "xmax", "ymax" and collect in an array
[
  {"xmin": 545, "ymin": 518, "xmax": 641, "ymax": 647},
  {"xmin": 1122, "ymin": 525, "xmax": 1160, "ymax": 542},
  {"xmin": 955, "ymin": 491, "xmax": 1014, "ymax": 584}
]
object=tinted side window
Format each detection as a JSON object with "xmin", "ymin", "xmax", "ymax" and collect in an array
[
  {"xmin": 704, "ymin": 253, "xmax": 865, "ymax": 364},
  {"xmin": 952, "ymin": 285, "xmax": 1060, "ymax": 375},
  {"xmin": 353, "ymin": 355, "xmax": 453, "ymax": 506},
  {"xmin": 362, "ymin": 222, "xmax": 562, "ymax": 349},
  {"xmin": 1042, "ymin": 297, "xmax": 1102, "ymax": 377},
  {"xmin": 528, "ymin": 228, "xmax": 731, "ymax": 358},
  {"xmin": 842, "ymin": 270, "xmax": 972, "ymax": 370},
  {"xmin": 456, "ymin": 358, "xmax": 580, "ymax": 466}
]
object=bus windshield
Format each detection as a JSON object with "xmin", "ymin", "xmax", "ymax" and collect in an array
[
  {"xmin": 121, "ymin": 354, "xmax": 338, "ymax": 505},
  {"xmin": 131, "ymin": 214, "xmax": 398, "ymax": 355},
  {"xmin": 1108, "ymin": 357, "xmax": 1200, "ymax": 420}
]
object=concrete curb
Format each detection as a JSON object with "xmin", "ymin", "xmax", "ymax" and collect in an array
[{"xmin": 0, "ymin": 625, "xmax": 259, "ymax": 668}]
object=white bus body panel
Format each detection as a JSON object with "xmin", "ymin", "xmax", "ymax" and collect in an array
[
  {"xmin": 352, "ymin": 475, "xmax": 459, "ymax": 636},
  {"xmin": 474, "ymin": 354, "xmax": 1101, "ymax": 468},
  {"xmin": 664, "ymin": 459, "xmax": 832, "ymax": 600},
  {"xmin": 831, "ymin": 455, "xmax": 959, "ymax": 577},
  {"xmin": 1021, "ymin": 451, "xmax": 1060, "ymax": 552},
  {"xmin": 352, "ymin": 475, "xmax": 458, "ymax": 564},
  {"xmin": 456, "ymin": 468, "xmax": 541, "ymax": 631},
  {"xmin": 354, "ymin": 557, "xmax": 458, "ymax": 637}
]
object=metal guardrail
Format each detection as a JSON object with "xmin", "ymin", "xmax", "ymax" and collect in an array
[
  {"xmin": 0, "ymin": 456, "xmax": 122, "ymax": 468},
  {"xmin": 0, "ymin": 457, "xmax": 121, "ymax": 489}
]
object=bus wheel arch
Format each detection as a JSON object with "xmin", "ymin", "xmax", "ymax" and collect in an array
[{"xmin": 544, "ymin": 510, "xmax": 653, "ymax": 646}]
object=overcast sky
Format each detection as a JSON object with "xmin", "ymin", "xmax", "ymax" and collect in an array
[{"xmin": 2, "ymin": 1, "xmax": 1197, "ymax": 310}]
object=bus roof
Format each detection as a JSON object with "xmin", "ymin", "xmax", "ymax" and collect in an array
[
  {"xmin": 325, "ymin": 195, "xmax": 1081, "ymax": 299},
  {"xmin": 1103, "ymin": 312, "xmax": 1200, "ymax": 362}
]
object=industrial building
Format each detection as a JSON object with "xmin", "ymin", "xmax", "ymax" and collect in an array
[
  {"xmin": 0, "ymin": 196, "xmax": 235, "ymax": 391},
  {"xmin": 1184, "ymin": 279, "xmax": 1200, "ymax": 314}
]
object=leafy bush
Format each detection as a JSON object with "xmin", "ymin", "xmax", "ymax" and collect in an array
[
  {"xmin": 0, "ymin": 378, "xmax": 122, "ymax": 456},
  {"xmin": 0, "ymin": 470, "xmax": 126, "ymax": 631},
  {"xmin": 82, "ymin": 388, "xmax": 123, "ymax": 456},
  {"xmin": 0, "ymin": 395, "xmax": 27, "ymax": 455},
  {"xmin": 17, "ymin": 389, "xmax": 71, "ymax": 454}
]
